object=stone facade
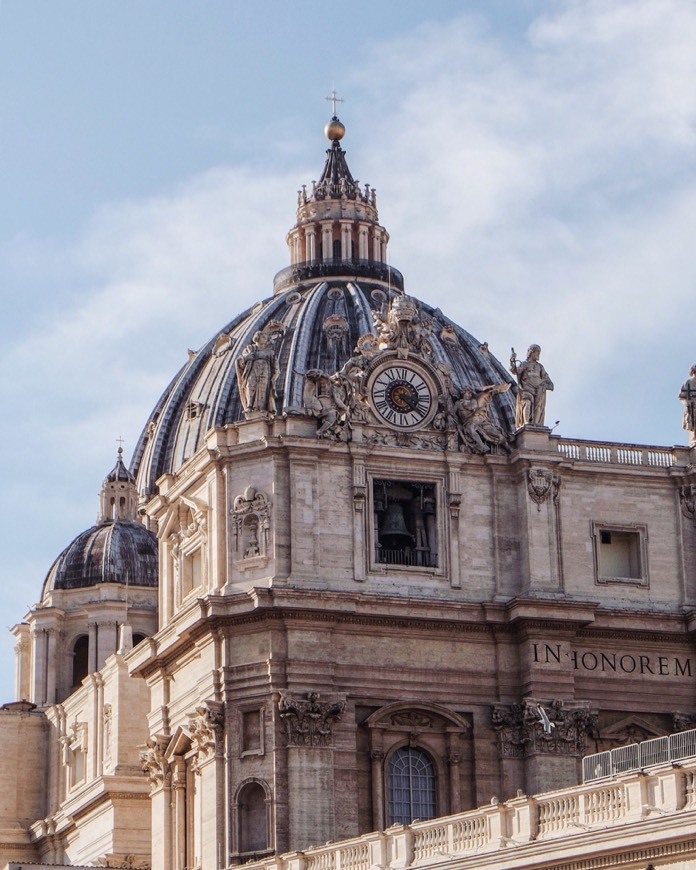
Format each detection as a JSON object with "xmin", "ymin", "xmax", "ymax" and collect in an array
[{"xmin": 1, "ymin": 116, "xmax": 696, "ymax": 870}]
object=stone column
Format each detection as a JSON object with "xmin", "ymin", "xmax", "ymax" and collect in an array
[
  {"xmin": 372, "ymin": 228, "xmax": 382, "ymax": 262},
  {"xmin": 278, "ymin": 691, "xmax": 345, "ymax": 851},
  {"xmin": 30, "ymin": 627, "xmax": 47, "ymax": 705},
  {"xmin": 305, "ymin": 227, "xmax": 317, "ymax": 263},
  {"xmin": 96, "ymin": 620, "xmax": 119, "ymax": 670},
  {"xmin": 340, "ymin": 221, "xmax": 352, "ymax": 260},
  {"xmin": 358, "ymin": 223, "xmax": 369, "ymax": 260},
  {"xmin": 88, "ymin": 621, "xmax": 98, "ymax": 674},
  {"xmin": 172, "ymin": 758, "xmax": 187, "ymax": 870},
  {"xmin": 370, "ymin": 750, "xmax": 385, "ymax": 831},
  {"xmin": 447, "ymin": 734, "xmax": 462, "ymax": 814},
  {"xmin": 12, "ymin": 622, "xmax": 31, "ymax": 702},
  {"xmin": 321, "ymin": 222, "xmax": 333, "ymax": 262}
]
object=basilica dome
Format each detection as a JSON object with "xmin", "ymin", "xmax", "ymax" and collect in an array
[
  {"xmin": 131, "ymin": 118, "xmax": 516, "ymax": 496},
  {"xmin": 42, "ymin": 450, "xmax": 159, "ymax": 596},
  {"xmin": 42, "ymin": 521, "xmax": 159, "ymax": 594}
]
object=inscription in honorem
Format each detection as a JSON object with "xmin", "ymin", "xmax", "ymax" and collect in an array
[{"xmin": 532, "ymin": 643, "xmax": 693, "ymax": 677}]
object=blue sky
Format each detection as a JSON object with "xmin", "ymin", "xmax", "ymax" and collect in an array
[{"xmin": 1, "ymin": 0, "xmax": 695, "ymax": 702}]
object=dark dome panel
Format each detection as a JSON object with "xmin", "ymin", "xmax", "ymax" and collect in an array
[
  {"xmin": 43, "ymin": 521, "xmax": 159, "ymax": 596},
  {"xmin": 131, "ymin": 281, "xmax": 516, "ymax": 496}
]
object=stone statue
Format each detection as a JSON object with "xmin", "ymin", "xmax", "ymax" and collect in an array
[
  {"xmin": 372, "ymin": 295, "xmax": 433, "ymax": 358},
  {"xmin": 454, "ymin": 383, "xmax": 511, "ymax": 454},
  {"xmin": 679, "ymin": 364, "xmax": 696, "ymax": 446},
  {"xmin": 236, "ymin": 330, "xmax": 280, "ymax": 415},
  {"xmin": 303, "ymin": 369, "xmax": 351, "ymax": 438},
  {"xmin": 509, "ymin": 344, "xmax": 554, "ymax": 428}
]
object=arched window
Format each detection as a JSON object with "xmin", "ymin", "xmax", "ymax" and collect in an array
[
  {"xmin": 238, "ymin": 781, "xmax": 268, "ymax": 854},
  {"xmin": 72, "ymin": 635, "xmax": 89, "ymax": 687},
  {"xmin": 387, "ymin": 747, "xmax": 437, "ymax": 825},
  {"xmin": 132, "ymin": 633, "xmax": 147, "ymax": 647}
]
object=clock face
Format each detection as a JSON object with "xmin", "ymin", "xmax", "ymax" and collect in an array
[{"xmin": 369, "ymin": 364, "xmax": 435, "ymax": 430}]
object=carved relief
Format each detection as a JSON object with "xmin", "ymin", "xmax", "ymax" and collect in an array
[
  {"xmin": 232, "ymin": 487, "xmax": 271, "ymax": 560},
  {"xmin": 673, "ymin": 712, "xmax": 696, "ymax": 732},
  {"xmin": 492, "ymin": 700, "xmax": 597, "ymax": 758},
  {"xmin": 372, "ymin": 295, "xmax": 433, "ymax": 359},
  {"xmin": 322, "ymin": 314, "xmax": 349, "ymax": 372},
  {"xmin": 189, "ymin": 702, "xmax": 224, "ymax": 772},
  {"xmin": 680, "ymin": 484, "xmax": 696, "ymax": 521},
  {"xmin": 278, "ymin": 691, "xmax": 345, "ymax": 747},
  {"xmin": 363, "ymin": 430, "xmax": 447, "ymax": 451},
  {"xmin": 103, "ymin": 703, "xmax": 113, "ymax": 767},
  {"xmin": 527, "ymin": 467, "xmax": 561, "ymax": 510},
  {"xmin": 139, "ymin": 737, "xmax": 168, "ymax": 789},
  {"xmin": 235, "ymin": 322, "xmax": 285, "ymax": 417},
  {"xmin": 452, "ymin": 384, "xmax": 512, "ymax": 455}
]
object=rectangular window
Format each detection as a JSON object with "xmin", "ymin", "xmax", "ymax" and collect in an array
[
  {"xmin": 373, "ymin": 480, "xmax": 438, "ymax": 568},
  {"xmin": 241, "ymin": 708, "xmax": 264, "ymax": 756},
  {"xmin": 592, "ymin": 523, "xmax": 648, "ymax": 586}
]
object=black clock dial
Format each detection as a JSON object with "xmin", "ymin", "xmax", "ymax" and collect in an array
[{"xmin": 370, "ymin": 364, "xmax": 434, "ymax": 430}]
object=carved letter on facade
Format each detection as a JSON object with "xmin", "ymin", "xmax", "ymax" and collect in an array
[{"xmin": 278, "ymin": 691, "xmax": 345, "ymax": 747}]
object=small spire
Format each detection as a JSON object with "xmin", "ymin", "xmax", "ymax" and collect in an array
[{"xmin": 99, "ymin": 440, "xmax": 137, "ymax": 524}]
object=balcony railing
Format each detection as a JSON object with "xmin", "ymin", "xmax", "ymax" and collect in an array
[
  {"xmin": 273, "ymin": 259, "xmax": 404, "ymax": 293},
  {"xmin": 582, "ymin": 727, "xmax": 696, "ymax": 782},
  {"xmin": 239, "ymin": 755, "xmax": 696, "ymax": 870},
  {"xmin": 554, "ymin": 436, "xmax": 680, "ymax": 467}
]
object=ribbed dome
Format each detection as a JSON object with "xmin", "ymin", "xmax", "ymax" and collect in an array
[
  {"xmin": 42, "ymin": 520, "xmax": 158, "ymax": 596},
  {"xmin": 130, "ymin": 116, "xmax": 517, "ymax": 496},
  {"xmin": 131, "ymin": 283, "xmax": 516, "ymax": 496}
]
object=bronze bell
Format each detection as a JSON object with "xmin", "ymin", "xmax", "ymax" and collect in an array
[{"xmin": 380, "ymin": 502, "xmax": 413, "ymax": 547}]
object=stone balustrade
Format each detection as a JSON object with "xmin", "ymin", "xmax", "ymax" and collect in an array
[
  {"xmin": 242, "ymin": 760, "xmax": 696, "ymax": 870},
  {"xmin": 554, "ymin": 436, "xmax": 686, "ymax": 467}
]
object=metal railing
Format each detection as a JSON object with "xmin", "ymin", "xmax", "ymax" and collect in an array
[
  {"xmin": 582, "ymin": 728, "xmax": 696, "ymax": 782},
  {"xmin": 376, "ymin": 547, "xmax": 437, "ymax": 568},
  {"xmin": 273, "ymin": 259, "xmax": 404, "ymax": 293}
]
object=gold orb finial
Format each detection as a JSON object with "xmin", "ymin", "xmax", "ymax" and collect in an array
[{"xmin": 324, "ymin": 117, "xmax": 346, "ymax": 141}]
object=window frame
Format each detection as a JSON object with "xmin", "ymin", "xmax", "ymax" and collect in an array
[
  {"xmin": 368, "ymin": 474, "xmax": 446, "ymax": 577},
  {"xmin": 591, "ymin": 521, "xmax": 649, "ymax": 587},
  {"xmin": 386, "ymin": 744, "xmax": 438, "ymax": 826}
]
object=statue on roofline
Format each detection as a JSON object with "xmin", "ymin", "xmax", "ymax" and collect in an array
[
  {"xmin": 679, "ymin": 364, "xmax": 696, "ymax": 446},
  {"xmin": 510, "ymin": 344, "xmax": 554, "ymax": 428}
]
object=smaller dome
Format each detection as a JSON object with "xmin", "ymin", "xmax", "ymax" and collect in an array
[{"xmin": 42, "ymin": 521, "xmax": 158, "ymax": 595}]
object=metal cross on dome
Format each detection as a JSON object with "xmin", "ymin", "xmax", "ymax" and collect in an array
[{"xmin": 325, "ymin": 88, "xmax": 344, "ymax": 116}]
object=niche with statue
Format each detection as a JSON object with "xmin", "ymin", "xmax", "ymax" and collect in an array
[{"xmin": 372, "ymin": 480, "xmax": 438, "ymax": 568}]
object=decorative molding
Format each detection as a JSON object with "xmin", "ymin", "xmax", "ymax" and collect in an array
[
  {"xmin": 673, "ymin": 711, "xmax": 696, "ymax": 732},
  {"xmin": 189, "ymin": 702, "xmax": 224, "ymax": 772},
  {"xmin": 278, "ymin": 691, "xmax": 345, "ymax": 747},
  {"xmin": 231, "ymin": 487, "xmax": 271, "ymax": 560},
  {"xmin": 139, "ymin": 737, "xmax": 169, "ymax": 790},
  {"xmin": 527, "ymin": 467, "xmax": 561, "ymax": 510},
  {"xmin": 680, "ymin": 484, "xmax": 696, "ymax": 521},
  {"xmin": 491, "ymin": 699, "xmax": 597, "ymax": 758}
]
